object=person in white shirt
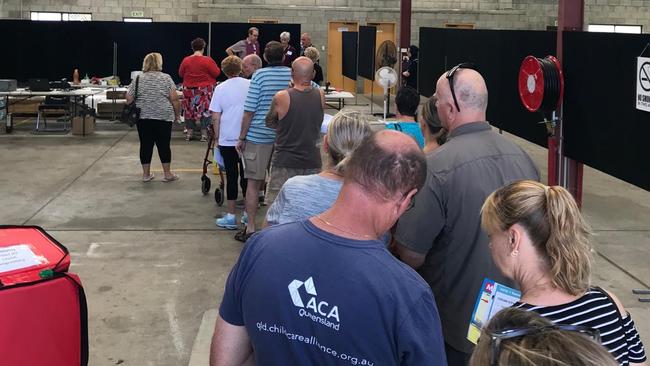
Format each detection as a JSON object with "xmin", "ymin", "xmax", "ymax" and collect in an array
[{"xmin": 209, "ymin": 56, "xmax": 251, "ymax": 229}]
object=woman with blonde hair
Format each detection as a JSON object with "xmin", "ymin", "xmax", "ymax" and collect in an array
[
  {"xmin": 264, "ymin": 110, "xmax": 372, "ymax": 226},
  {"xmin": 418, "ymin": 96, "xmax": 447, "ymax": 154},
  {"xmin": 126, "ymin": 52, "xmax": 180, "ymax": 182},
  {"xmin": 303, "ymin": 46, "xmax": 323, "ymax": 85},
  {"xmin": 470, "ymin": 307, "xmax": 618, "ymax": 366},
  {"xmin": 481, "ymin": 180, "xmax": 647, "ymax": 365}
]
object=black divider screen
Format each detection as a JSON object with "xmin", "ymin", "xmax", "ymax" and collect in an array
[
  {"xmin": 0, "ymin": 20, "xmax": 113, "ymax": 83},
  {"xmin": 418, "ymin": 28, "xmax": 556, "ymax": 147},
  {"xmin": 209, "ymin": 22, "xmax": 301, "ymax": 81},
  {"xmin": 115, "ymin": 22, "xmax": 208, "ymax": 84},
  {"xmin": 342, "ymin": 31, "xmax": 358, "ymax": 80},
  {"xmin": 358, "ymin": 26, "xmax": 377, "ymax": 80},
  {"xmin": 0, "ymin": 20, "xmax": 208, "ymax": 85},
  {"xmin": 563, "ymin": 31, "xmax": 650, "ymax": 191}
]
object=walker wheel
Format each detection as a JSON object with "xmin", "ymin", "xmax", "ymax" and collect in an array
[
  {"xmin": 215, "ymin": 188, "xmax": 224, "ymax": 206},
  {"xmin": 201, "ymin": 175, "xmax": 211, "ymax": 194}
]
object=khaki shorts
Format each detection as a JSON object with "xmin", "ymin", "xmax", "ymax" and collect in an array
[
  {"xmin": 266, "ymin": 166, "xmax": 321, "ymax": 204},
  {"xmin": 242, "ymin": 142, "xmax": 274, "ymax": 181}
]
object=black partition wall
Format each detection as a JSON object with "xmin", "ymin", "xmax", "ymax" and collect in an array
[
  {"xmin": 0, "ymin": 20, "xmax": 300, "ymax": 85},
  {"xmin": 0, "ymin": 20, "xmax": 208, "ymax": 84},
  {"xmin": 341, "ymin": 31, "xmax": 358, "ymax": 80},
  {"xmin": 418, "ymin": 28, "xmax": 556, "ymax": 147},
  {"xmin": 563, "ymin": 31, "xmax": 650, "ymax": 191},
  {"xmin": 358, "ymin": 26, "xmax": 377, "ymax": 80},
  {"xmin": 418, "ymin": 27, "xmax": 650, "ymax": 191}
]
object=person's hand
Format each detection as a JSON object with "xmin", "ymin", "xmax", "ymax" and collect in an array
[{"xmin": 236, "ymin": 139, "xmax": 246, "ymax": 154}]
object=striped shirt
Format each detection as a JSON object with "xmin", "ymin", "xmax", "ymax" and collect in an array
[
  {"xmin": 127, "ymin": 71, "xmax": 176, "ymax": 121},
  {"xmin": 243, "ymin": 65, "xmax": 291, "ymax": 144},
  {"xmin": 515, "ymin": 287, "xmax": 647, "ymax": 365}
]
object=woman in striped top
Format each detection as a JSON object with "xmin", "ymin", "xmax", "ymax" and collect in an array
[{"xmin": 480, "ymin": 180, "xmax": 647, "ymax": 366}]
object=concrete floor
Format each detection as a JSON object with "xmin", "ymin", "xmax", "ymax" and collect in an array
[{"xmin": 0, "ymin": 100, "xmax": 648, "ymax": 365}]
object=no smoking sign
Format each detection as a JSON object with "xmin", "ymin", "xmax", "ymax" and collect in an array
[{"xmin": 636, "ymin": 57, "xmax": 650, "ymax": 112}]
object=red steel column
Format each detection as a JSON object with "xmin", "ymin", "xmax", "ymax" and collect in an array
[{"xmin": 553, "ymin": 0, "xmax": 584, "ymax": 205}]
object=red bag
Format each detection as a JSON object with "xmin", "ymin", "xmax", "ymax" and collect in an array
[{"xmin": 0, "ymin": 226, "xmax": 88, "ymax": 366}]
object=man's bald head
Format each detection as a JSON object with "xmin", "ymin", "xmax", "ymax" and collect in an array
[
  {"xmin": 242, "ymin": 54, "xmax": 262, "ymax": 78},
  {"xmin": 291, "ymin": 56, "xmax": 314, "ymax": 84},
  {"xmin": 435, "ymin": 67, "xmax": 488, "ymax": 129},
  {"xmin": 345, "ymin": 129, "xmax": 426, "ymax": 201}
]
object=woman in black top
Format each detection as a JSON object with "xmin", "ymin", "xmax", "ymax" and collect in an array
[
  {"xmin": 402, "ymin": 45, "xmax": 418, "ymax": 90},
  {"xmin": 303, "ymin": 46, "xmax": 323, "ymax": 85},
  {"xmin": 481, "ymin": 181, "xmax": 646, "ymax": 366}
]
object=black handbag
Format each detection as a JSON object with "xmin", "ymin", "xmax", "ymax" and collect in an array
[{"xmin": 120, "ymin": 76, "xmax": 141, "ymax": 127}]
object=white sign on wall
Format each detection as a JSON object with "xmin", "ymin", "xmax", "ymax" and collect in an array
[{"xmin": 636, "ymin": 57, "xmax": 650, "ymax": 112}]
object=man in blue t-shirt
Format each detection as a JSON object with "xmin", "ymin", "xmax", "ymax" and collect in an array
[{"xmin": 212, "ymin": 130, "xmax": 447, "ymax": 366}]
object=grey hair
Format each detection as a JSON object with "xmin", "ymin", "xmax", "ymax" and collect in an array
[
  {"xmin": 280, "ymin": 31, "xmax": 290, "ymax": 41},
  {"xmin": 304, "ymin": 46, "xmax": 320, "ymax": 62},
  {"xmin": 326, "ymin": 110, "xmax": 373, "ymax": 174}
]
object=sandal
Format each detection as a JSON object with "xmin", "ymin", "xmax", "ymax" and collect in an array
[
  {"xmin": 234, "ymin": 228, "xmax": 254, "ymax": 242},
  {"xmin": 142, "ymin": 173, "xmax": 155, "ymax": 182},
  {"xmin": 163, "ymin": 173, "xmax": 179, "ymax": 182}
]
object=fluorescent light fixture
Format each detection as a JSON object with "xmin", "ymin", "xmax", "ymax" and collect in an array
[{"xmin": 123, "ymin": 17, "xmax": 153, "ymax": 23}]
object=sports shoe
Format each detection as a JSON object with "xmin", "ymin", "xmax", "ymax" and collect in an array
[
  {"xmin": 216, "ymin": 213, "xmax": 237, "ymax": 230},
  {"xmin": 241, "ymin": 212, "xmax": 249, "ymax": 225}
]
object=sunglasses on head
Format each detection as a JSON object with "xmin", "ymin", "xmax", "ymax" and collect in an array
[
  {"xmin": 446, "ymin": 62, "xmax": 478, "ymax": 112},
  {"xmin": 487, "ymin": 324, "xmax": 601, "ymax": 366}
]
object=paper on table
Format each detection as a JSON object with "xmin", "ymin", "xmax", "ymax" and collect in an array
[{"xmin": 0, "ymin": 244, "xmax": 43, "ymax": 274}]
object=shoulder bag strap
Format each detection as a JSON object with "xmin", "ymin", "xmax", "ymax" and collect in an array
[{"xmin": 134, "ymin": 75, "xmax": 139, "ymax": 102}]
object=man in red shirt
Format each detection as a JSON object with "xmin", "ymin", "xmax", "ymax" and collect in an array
[{"xmin": 179, "ymin": 37, "xmax": 221, "ymax": 141}]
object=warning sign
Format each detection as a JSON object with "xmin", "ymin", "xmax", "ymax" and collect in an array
[{"xmin": 636, "ymin": 57, "xmax": 650, "ymax": 112}]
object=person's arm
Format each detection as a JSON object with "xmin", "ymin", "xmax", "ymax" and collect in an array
[
  {"xmin": 397, "ymin": 291, "xmax": 446, "ymax": 365},
  {"xmin": 603, "ymin": 289, "xmax": 648, "ymax": 366},
  {"xmin": 319, "ymin": 88, "xmax": 326, "ymax": 110},
  {"xmin": 179, "ymin": 58, "xmax": 186, "ymax": 79},
  {"xmin": 394, "ymin": 240, "xmax": 426, "ymax": 269},
  {"xmin": 208, "ymin": 57, "xmax": 221, "ymax": 79},
  {"xmin": 226, "ymin": 47, "xmax": 235, "ymax": 56},
  {"xmin": 125, "ymin": 79, "xmax": 135, "ymax": 105},
  {"xmin": 393, "ymin": 175, "xmax": 444, "ymax": 269},
  {"xmin": 210, "ymin": 315, "xmax": 253, "ymax": 366},
  {"xmin": 236, "ymin": 111, "xmax": 254, "ymax": 153},
  {"xmin": 265, "ymin": 91, "xmax": 289, "ymax": 129},
  {"xmin": 212, "ymin": 111, "xmax": 222, "ymax": 141},
  {"xmin": 169, "ymin": 88, "xmax": 180, "ymax": 122}
]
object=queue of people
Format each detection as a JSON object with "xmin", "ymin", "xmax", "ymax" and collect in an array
[{"xmin": 124, "ymin": 35, "xmax": 646, "ymax": 366}]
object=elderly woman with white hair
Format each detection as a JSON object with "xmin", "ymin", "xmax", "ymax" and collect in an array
[{"xmin": 280, "ymin": 31, "xmax": 297, "ymax": 67}]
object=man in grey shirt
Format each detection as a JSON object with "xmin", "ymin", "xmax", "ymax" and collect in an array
[{"xmin": 393, "ymin": 65, "xmax": 539, "ymax": 365}]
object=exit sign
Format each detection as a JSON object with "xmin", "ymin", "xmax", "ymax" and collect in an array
[{"xmin": 131, "ymin": 11, "xmax": 144, "ymax": 17}]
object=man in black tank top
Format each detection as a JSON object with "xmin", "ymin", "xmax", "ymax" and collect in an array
[{"xmin": 265, "ymin": 57, "xmax": 326, "ymax": 204}]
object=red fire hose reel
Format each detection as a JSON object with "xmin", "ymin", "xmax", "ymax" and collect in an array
[{"xmin": 518, "ymin": 55, "xmax": 565, "ymax": 112}]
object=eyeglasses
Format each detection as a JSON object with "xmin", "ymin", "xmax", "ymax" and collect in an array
[
  {"xmin": 446, "ymin": 62, "xmax": 477, "ymax": 112},
  {"xmin": 488, "ymin": 324, "xmax": 601, "ymax": 366}
]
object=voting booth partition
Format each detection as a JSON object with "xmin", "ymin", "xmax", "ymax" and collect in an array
[
  {"xmin": 418, "ymin": 27, "xmax": 650, "ymax": 191},
  {"xmin": 0, "ymin": 20, "xmax": 300, "ymax": 85}
]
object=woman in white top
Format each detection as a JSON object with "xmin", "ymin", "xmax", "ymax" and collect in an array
[
  {"xmin": 126, "ymin": 52, "xmax": 181, "ymax": 182},
  {"xmin": 264, "ymin": 110, "xmax": 372, "ymax": 226},
  {"xmin": 210, "ymin": 56, "xmax": 251, "ymax": 229}
]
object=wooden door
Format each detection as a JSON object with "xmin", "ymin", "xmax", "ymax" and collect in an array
[
  {"xmin": 362, "ymin": 22, "xmax": 396, "ymax": 96},
  {"xmin": 327, "ymin": 21, "xmax": 359, "ymax": 92}
]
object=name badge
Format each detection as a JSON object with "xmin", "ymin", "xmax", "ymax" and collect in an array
[{"xmin": 287, "ymin": 51, "xmax": 293, "ymax": 56}]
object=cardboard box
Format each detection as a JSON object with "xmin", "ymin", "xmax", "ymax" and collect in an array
[{"xmin": 72, "ymin": 116, "xmax": 95, "ymax": 136}]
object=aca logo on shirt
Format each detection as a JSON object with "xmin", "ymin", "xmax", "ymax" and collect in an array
[{"xmin": 288, "ymin": 276, "xmax": 341, "ymax": 330}]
